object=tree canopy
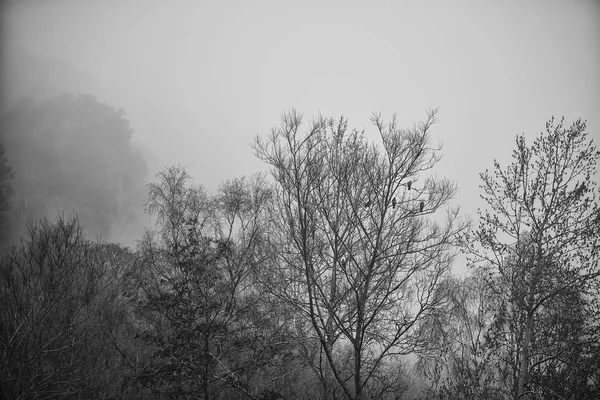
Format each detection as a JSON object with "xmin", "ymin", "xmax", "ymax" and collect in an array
[
  {"xmin": 1, "ymin": 108, "xmax": 598, "ymax": 400},
  {"xmin": 253, "ymin": 109, "xmax": 467, "ymax": 400},
  {"xmin": 0, "ymin": 94, "xmax": 148, "ymax": 244},
  {"xmin": 456, "ymin": 117, "xmax": 600, "ymax": 399}
]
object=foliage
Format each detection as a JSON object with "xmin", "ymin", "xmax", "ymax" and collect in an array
[
  {"xmin": 4, "ymin": 106, "xmax": 596, "ymax": 400},
  {"xmin": 0, "ymin": 215, "xmax": 137, "ymax": 399},
  {"xmin": 461, "ymin": 117, "xmax": 600, "ymax": 398},
  {"xmin": 134, "ymin": 166, "xmax": 291, "ymax": 400}
]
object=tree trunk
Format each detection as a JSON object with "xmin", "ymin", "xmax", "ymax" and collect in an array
[
  {"xmin": 517, "ymin": 311, "xmax": 533, "ymax": 398},
  {"xmin": 203, "ymin": 319, "xmax": 210, "ymax": 400},
  {"xmin": 354, "ymin": 343, "xmax": 362, "ymax": 400},
  {"xmin": 354, "ymin": 317, "xmax": 363, "ymax": 400}
]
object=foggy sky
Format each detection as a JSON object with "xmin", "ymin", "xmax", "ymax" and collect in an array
[{"xmin": 2, "ymin": 0, "xmax": 599, "ymax": 268}]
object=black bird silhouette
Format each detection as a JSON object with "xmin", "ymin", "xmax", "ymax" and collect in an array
[
  {"xmin": 407, "ymin": 181, "xmax": 412, "ymax": 191},
  {"xmin": 419, "ymin": 201, "xmax": 424, "ymax": 212},
  {"xmin": 392, "ymin": 197, "xmax": 397, "ymax": 209},
  {"xmin": 364, "ymin": 200, "xmax": 371, "ymax": 208}
]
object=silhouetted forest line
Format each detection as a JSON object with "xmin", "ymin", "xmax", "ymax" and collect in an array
[{"xmin": 1, "ymin": 95, "xmax": 599, "ymax": 400}]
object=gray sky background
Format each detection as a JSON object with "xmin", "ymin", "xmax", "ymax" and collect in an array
[{"xmin": 2, "ymin": 0, "xmax": 599, "ymax": 269}]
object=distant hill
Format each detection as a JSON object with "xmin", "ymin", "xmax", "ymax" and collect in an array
[{"xmin": 1, "ymin": 49, "xmax": 101, "ymax": 111}]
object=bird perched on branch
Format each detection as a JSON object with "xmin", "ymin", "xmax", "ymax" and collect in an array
[
  {"xmin": 574, "ymin": 183, "xmax": 586, "ymax": 197},
  {"xmin": 419, "ymin": 201, "xmax": 424, "ymax": 212},
  {"xmin": 392, "ymin": 197, "xmax": 397, "ymax": 209},
  {"xmin": 364, "ymin": 200, "xmax": 371, "ymax": 208},
  {"xmin": 407, "ymin": 181, "xmax": 412, "ymax": 191}
]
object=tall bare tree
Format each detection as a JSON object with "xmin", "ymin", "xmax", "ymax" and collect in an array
[
  {"xmin": 254, "ymin": 109, "xmax": 466, "ymax": 400},
  {"xmin": 462, "ymin": 117, "xmax": 600, "ymax": 399}
]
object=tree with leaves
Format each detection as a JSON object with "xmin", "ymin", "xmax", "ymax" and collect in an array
[
  {"xmin": 1, "ymin": 94, "xmax": 147, "ymax": 244},
  {"xmin": 254, "ymin": 109, "xmax": 466, "ymax": 400},
  {"xmin": 136, "ymin": 166, "xmax": 290, "ymax": 399},
  {"xmin": 0, "ymin": 143, "xmax": 14, "ymax": 243},
  {"xmin": 462, "ymin": 117, "xmax": 600, "ymax": 399}
]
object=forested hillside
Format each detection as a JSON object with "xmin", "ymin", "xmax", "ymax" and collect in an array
[{"xmin": 0, "ymin": 94, "xmax": 148, "ymax": 246}]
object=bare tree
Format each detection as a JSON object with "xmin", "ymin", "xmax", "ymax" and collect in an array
[
  {"xmin": 0, "ymin": 215, "xmax": 136, "ymax": 399},
  {"xmin": 254, "ymin": 109, "xmax": 466, "ymax": 400},
  {"xmin": 418, "ymin": 271, "xmax": 510, "ymax": 399}
]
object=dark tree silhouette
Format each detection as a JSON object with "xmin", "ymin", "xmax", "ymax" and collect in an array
[
  {"xmin": 0, "ymin": 215, "xmax": 136, "ymax": 399},
  {"xmin": 0, "ymin": 143, "xmax": 14, "ymax": 241},
  {"xmin": 1, "ymin": 94, "xmax": 147, "ymax": 243}
]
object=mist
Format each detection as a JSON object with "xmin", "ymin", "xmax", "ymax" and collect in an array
[
  {"xmin": 1, "ymin": 0, "xmax": 598, "ymax": 251},
  {"xmin": 1, "ymin": 91, "xmax": 148, "ymax": 245},
  {"xmin": 1, "ymin": 2, "xmax": 600, "ymax": 399}
]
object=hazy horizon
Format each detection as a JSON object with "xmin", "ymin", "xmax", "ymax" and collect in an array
[{"xmin": 2, "ymin": 0, "xmax": 599, "ymax": 262}]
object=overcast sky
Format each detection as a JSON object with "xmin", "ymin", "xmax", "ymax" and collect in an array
[{"xmin": 2, "ymin": 0, "xmax": 599, "ymax": 266}]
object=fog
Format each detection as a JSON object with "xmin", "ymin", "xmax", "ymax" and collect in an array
[
  {"xmin": 1, "ymin": 0, "xmax": 599, "ymax": 252},
  {"xmin": 1, "ymin": 3, "xmax": 600, "ymax": 398}
]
